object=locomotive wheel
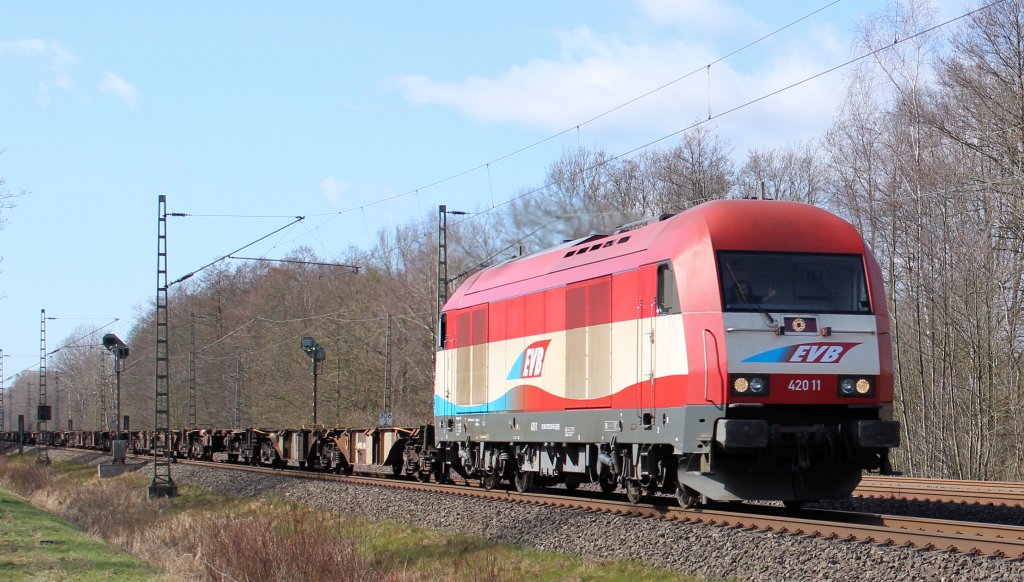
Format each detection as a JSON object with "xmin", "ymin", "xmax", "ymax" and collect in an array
[
  {"xmin": 598, "ymin": 471, "xmax": 617, "ymax": 494},
  {"xmin": 676, "ymin": 484, "xmax": 700, "ymax": 508},
  {"xmin": 624, "ymin": 479, "xmax": 644, "ymax": 504},
  {"xmin": 513, "ymin": 469, "xmax": 533, "ymax": 493},
  {"xmin": 564, "ymin": 476, "xmax": 581, "ymax": 492},
  {"xmin": 391, "ymin": 462, "xmax": 402, "ymax": 478},
  {"xmin": 417, "ymin": 470, "xmax": 431, "ymax": 483},
  {"xmin": 481, "ymin": 468, "xmax": 499, "ymax": 490}
]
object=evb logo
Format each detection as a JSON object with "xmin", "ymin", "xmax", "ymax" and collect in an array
[
  {"xmin": 743, "ymin": 342, "xmax": 861, "ymax": 364},
  {"xmin": 507, "ymin": 340, "xmax": 551, "ymax": 380}
]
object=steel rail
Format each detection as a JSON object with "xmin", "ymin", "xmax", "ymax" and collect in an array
[
  {"xmin": 33, "ymin": 445, "xmax": 1024, "ymax": 560},
  {"xmin": 858, "ymin": 476, "xmax": 1024, "ymax": 507},
  {"xmin": 165, "ymin": 456, "xmax": 1024, "ymax": 560}
]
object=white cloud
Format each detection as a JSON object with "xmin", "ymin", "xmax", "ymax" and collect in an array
[
  {"xmin": 0, "ymin": 39, "xmax": 49, "ymax": 57},
  {"xmin": 99, "ymin": 71, "xmax": 140, "ymax": 108},
  {"xmin": 636, "ymin": 0, "xmax": 760, "ymax": 35},
  {"xmin": 392, "ymin": 27, "xmax": 718, "ymax": 131},
  {"xmin": 320, "ymin": 177, "xmax": 350, "ymax": 207},
  {"xmin": 388, "ymin": 3, "xmax": 849, "ymax": 153},
  {"xmin": 0, "ymin": 38, "xmax": 79, "ymax": 102}
]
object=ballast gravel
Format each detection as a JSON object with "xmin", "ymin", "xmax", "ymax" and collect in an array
[
  {"xmin": 31, "ymin": 449, "xmax": 1024, "ymax": 581},
  {"xmin": 167, "ymin": 463, "xmax": 1024, "ymax": 582}
]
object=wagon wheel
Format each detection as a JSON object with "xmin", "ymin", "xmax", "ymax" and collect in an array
[
  {"xmin": 783, "ymin": 500, "xmax": 805, "ymax": 511},
  {"xmin": 432, "ymin": 460, "xmax": 449, "ymax": 484},
  {"xmin": 319, "ymin": 444, "xmax": 338, "ymax": 472},
  {"xmin": 391, "ymin": 462, "xmax": 403, "ymax": 478},
  {"xmin": 676, "ymin": 484, "xmax": 700, "ymax": 508},
  {"xmin": 598, "ymin": 470, "xmax": 617, "ymax": 494},
  {"xmin": 624, "ymin": 479, "xmax": 644, "ymax": 504},
  {"xmin": 417, "ymin": 469, "xmax": 431, "ymax": 483},
  {"xmin": 513, "ymin": 469, "xmax": 533, "ymax": 493},
  {"xmin": 564, "ymin": 476, "xmax": 581, "ymax": 492},
  {"xmin": 481, "ymin": 468, "xmax": 500, "ymax": 490},
  {"xmin": 259, "ymin": 441, "xmax": 278, "ymax": 466}
]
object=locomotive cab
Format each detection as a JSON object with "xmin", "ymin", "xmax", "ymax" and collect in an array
[{"xmin": 677, "ymin": 218, "xmax": 900, "ymax": 504}]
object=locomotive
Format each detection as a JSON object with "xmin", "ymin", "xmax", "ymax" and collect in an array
[
  {"xmin": 432, "ymin": 199, "xmax": 900, "ymax": 506},
  {"xmin": 2, "ymin": 199, "xmax": 900, "ymax": 508}
]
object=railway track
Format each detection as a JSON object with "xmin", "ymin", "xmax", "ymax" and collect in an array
[
  {"xmin": 858, "ymin": 475, "xmax": 1024, "ymax": 507},
  {"xmin": 19, "ymin": 445, "xmax": 1023, "ymax": 560},
  {"xmin": 166, "ymin": 456, "xmax": 1024, "ymax": 560}
]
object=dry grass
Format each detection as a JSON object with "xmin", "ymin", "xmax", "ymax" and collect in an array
[
  {"xmin": 1, "ymin": 454, "xmax": 697, "ymax": 582},
  {"xmin": 144, "ymin": 502, "xmax": 385, "ymax": 582},
  {"xmin": 0, "ymin": 454, "xmax": 55, "ymax": 495},
  {"xmin": 0, "ymin": 456, "xmax": 391, "ymax": 581}
]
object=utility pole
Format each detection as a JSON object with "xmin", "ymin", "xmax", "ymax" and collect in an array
[
  {"xmin": 233, "ymin": 353, "xmax": 241, "ymax": 429},
  {"xmin": 25, "ymin": 382, "xmax": 33, "ymax": 431},
  {"xmin": 436, "ymin": 205, "xmax": 449, "ymax": 347},
  {"xmin": 0, "ymin": 348, "xmax": 5, "ymax": 433},
  {"xmin": 188, "ymin": 312, "xmax": 197, "ymax": 428},
  {"xmin": 53, "ymin": 371, "xmax": 59, "ymax": 434},
  {"xmin": 150, "ymin": 194, "xmax": 177, "ymax": 498},
  {"xmin": 8, "ymin": 382, "xmax": 13, "ymax": 435},
  {"xmin": 381, "ymin": 314, "xmax": 393, "ymax": 426},
  {"xmin": 98, "ymin": 351, "xmax": 108, "ymax": 430},
  {"xmin": 37, "ymin": 309, "xmax": 50, "ymax": 464},
  {"xmin": 335, "ymin": 329, "xmax": 342, "ymax": 425}
]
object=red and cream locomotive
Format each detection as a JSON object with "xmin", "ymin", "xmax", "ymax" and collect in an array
[{"xmin": 433, "ymin": 199, "xmax": 899, "ymax": 505}]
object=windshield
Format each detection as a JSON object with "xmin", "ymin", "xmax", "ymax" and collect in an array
[{"xmin": 718, "ymin": 252, "xmax": 871, "ymax": 314}]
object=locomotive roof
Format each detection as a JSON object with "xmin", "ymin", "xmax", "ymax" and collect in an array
[{"xmin": 444, "ymin": 199, "xmax": 867, "ymax": 311}]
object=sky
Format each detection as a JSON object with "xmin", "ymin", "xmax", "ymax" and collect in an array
[{"xmin": 0, "ymin": 0, "xmax": 963, "ymax": 383}]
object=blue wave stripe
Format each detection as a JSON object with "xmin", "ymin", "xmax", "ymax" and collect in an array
[
  {"xmin": 506, "ymin": 351, "xmax": 526, "ymax": 380},
  {"xmin": 742, "ymin": 345, "xmax": 792, "ymax": 363},
  {"xmin": 434, "ymin": 392, "xmax": 513, "ymax": 415}
]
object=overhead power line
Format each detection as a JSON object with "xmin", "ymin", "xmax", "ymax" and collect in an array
[
  {"xmin": 295, "ymin": 1, "xmax": 848, "ymax": 222},
  {"xmin": 451, "ymin": 0, "xmax": 1008, "ymax": 229},
  {"xmin": 169, "ymin": 216, "xmax": 305, "ymax": 286}
]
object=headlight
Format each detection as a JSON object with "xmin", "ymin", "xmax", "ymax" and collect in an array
[
  {"xmin": 839, "ymin": 376, "xmax": 874, "ymax": 398},
  {"xmin": 749, "ymin": 377, "xmax": 766, "ymax": 394},
  {"xmin": 839, "ymin": 378, "xmax": 856, "ymax": 395},
  {"xmin": 730, "ymin": 375, "xmax": 769, "ymax": 397},
  {"xmin": 733, "ymin": 377, "xmax": 749, "ymax": 394}
]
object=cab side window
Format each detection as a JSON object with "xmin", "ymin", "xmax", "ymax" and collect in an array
[{"xmin": 657, "ymin": 262, "xmax": 680, "ymax": 315}]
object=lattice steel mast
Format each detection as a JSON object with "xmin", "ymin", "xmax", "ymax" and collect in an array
[
  {"xmin": 188, "ymin": 312, "xmax": 197, "ymax": 428},
  {"xmin": 0, "ymin": 348, "xmax": 5, "ymax": 432},
  {"xmin": 53, "ymin": 372, "xmax": 59, "ymax": 433},
  {"xmin": 436, "ymin": 205, "xmax": 449, "ymax": 346},
  {"xmin": 149, "ymin": 194, "xmax": 177, "ymax": 498},
  {"xmin": 37, "ymin": 309, "xmax": 50, "ymax": 464},
  {"xmin": 233, "ymin": 353, "xmax": 241, "ymax": 429}
]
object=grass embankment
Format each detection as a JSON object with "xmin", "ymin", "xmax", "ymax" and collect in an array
[
  {"xmin": 0, "ymin": 452, "xmax": 702, "ymax": 581},
  {"xmin": 0, "ymin": 487, "xmax": 157, "ymax": 581}
]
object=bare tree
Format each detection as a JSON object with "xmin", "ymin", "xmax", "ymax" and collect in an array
[
  {"xmin": 1, "ymin": 150, "xmax": 26, "ymax": 281},
  {"xmin": 735, "ymin": 143, "xmax": 826, "ymax": 204},
  {"xmin": 652, "ymin": 125, "xmax": 734, "ymax": 213}
]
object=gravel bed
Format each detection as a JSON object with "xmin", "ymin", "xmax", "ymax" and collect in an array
[
  {"xmin": 22, "ymin": 448, "xmax": 1024, "ymax": 581},
  {"xmin": 810, "ymin": 496, "xmax": 1024, "ymax": 527}
]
